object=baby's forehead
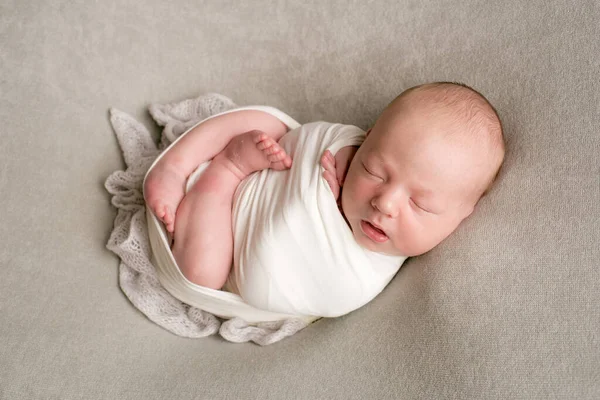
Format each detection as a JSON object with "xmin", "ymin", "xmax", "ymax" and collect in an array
[
  {"xmin": 379, "ymin": 104, "xmax": 492, "ymax": 152},
  {"xmin": 367, "ymin": 128, "xmax": 487, "ymax": 180}
]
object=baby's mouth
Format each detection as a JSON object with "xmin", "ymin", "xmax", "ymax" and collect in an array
[{"xmin": 360, "ymin": 220, "xmax": 389, "ymax": 243}]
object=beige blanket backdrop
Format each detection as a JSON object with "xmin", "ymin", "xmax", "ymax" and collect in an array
[{"xmin": 1, "ymin": 1, "xmax": 598, "ymax": 399}]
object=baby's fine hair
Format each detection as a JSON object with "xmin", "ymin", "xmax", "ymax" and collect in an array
[{"xmin": 395, "ymin": 82, "xmax": 506, "ymax": 197}]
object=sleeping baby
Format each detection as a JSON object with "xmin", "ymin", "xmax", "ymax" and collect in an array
[{"xmin": 143, "ymin": 82, "xmax": 505, "ymax": 318}]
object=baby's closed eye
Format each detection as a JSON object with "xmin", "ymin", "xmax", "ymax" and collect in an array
[
  {"xmin": 362, "ymin": 162, "xmax": 384, "ymax": 181},
  {"xmin": 410, "ymin": 198, "xmax": 432, "ymax": 213}
]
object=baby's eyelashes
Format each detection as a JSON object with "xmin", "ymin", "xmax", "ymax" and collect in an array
[
  {"xmin": 362, "ymin": 163, "xmax": 384, "ymax": 181},
  {"xmin": 410, "ymin": 198, "xmax": 431, "ymax": 213}
]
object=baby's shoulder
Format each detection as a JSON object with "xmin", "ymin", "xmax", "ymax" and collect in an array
[
  {"xmin": 298, "ymin": 121, "xmax": 366, "ymax": 142},
  {"xmin": 300, "ymin": 120, "xmax": 337, "ymax": 130},
  {"xmin": 299, "ymin": 120, "xmax": 364, "ymax": 134}
]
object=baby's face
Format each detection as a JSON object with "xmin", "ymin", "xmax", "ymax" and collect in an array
[{"xmin": 341, "ymin": 105, "xmax": 488, "ymax": 257}]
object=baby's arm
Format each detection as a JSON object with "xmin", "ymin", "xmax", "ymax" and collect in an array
[
  {"xmin": 144, "ymin": 110, "xmax": 289, "ymax": 231},
  {"xmin": 321, "ymin": 146, "xmax": 359, "ymax": 202}
]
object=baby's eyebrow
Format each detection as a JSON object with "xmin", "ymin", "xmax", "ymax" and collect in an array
[
  {"xmin": 365, "ymin": 152, "xmax": 386, "ymax": 167},
  {"xmin": 413, "ymin": 185, "xmax": 435, "ymax": 196}
]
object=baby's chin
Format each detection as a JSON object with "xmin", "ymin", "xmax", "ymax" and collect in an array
[{"xmin": 358, "ymin": 240, "xmax": 408, "ymax": 258}]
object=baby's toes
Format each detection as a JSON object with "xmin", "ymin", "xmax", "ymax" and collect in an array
[
  {"xmin": 156, "ymin": 205, "xmax": 173, "ymax": 230},
  {"xmin": 150, "ymin": 202, "xmax": 166, "ymax": 220},
  {"xmin": 154, "ymin": 207, "xmax": 165, "ymax": 219},
  {"xmin": 165, "ymin": 214, "xmax": 175, "ymax": 233},
  {"xmin": 252, "ymin": 130, "xmax": 269, "ymax": 141},
  {"xmin": 255, "ymin": 134, "xmax": 274, "ymax": 151},
  {"xmin": 166, "ymin": 221, "xmax": 175, "ymax": 233},
  {"xmin": 266, "ymin": 143, "xmax": 289, "ymax": 160},
  {"xmin": 281, "ymin": 153, "xmax": 292, "ymax": 168},
  {"xmin": 264, "ymin": 142, "xmax": 285, "ymax": 158},
  {"xmin": 161, "ymin": 207, "xmax": 170, "ymax": 222},
  {"xmin": 255, "ymin": 135, "xmax": 292, "ymax": 170},
  {"xmin": 266, "ymin": 146, "xmax": 286, "ymax": 161},
  {"xmin": 270, "ymin": 154, "xmax": 292, "ymax": 170}
]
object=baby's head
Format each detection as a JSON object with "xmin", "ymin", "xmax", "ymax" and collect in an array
[{"xmin": 342, "ymin": 82, "xmax": 505, "ymax": 257}]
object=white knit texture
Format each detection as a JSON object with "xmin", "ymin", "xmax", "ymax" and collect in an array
[{"xmin": 104, "ymin": 93, "xmax": 309, "ymax": 345}]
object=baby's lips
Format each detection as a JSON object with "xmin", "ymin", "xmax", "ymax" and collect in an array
[{"xmin": 361, "ymin": 220, "xmax": 389, "ymax": 243}]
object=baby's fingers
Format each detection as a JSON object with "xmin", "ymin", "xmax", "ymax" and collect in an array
[
  {"xmin": 322, "ymin": 170, "xmax": 340, "ymax": 199},
  {"xmin": 320, "ymin": 150, "xmax": 336, "ymax": 171}
]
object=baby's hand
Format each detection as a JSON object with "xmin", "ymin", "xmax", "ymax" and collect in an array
[
  {"xmin": 321, "ymin": 146, "xmax": 358, "ymax": 202},
  {"xmin": 321, "ymin": 150, "xmax": 341, "ymax": 200}
]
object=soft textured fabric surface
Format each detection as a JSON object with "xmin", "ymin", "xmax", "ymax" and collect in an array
[{"xmin": 1, "ymin": 0, "xmax": 598, "ymax": 399}]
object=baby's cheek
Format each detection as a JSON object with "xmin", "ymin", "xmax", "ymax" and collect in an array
[
  {"xmin": 398, "ymin": 225, "xmax": 445, "ymax": 257},
  {"xmin": 340, "ymin": 186, "xmax": 353, "ymax": 215},
  {"xmin": 342, "ymin": 182, "xmax": 362, "ymax": 211},
  {"xmin": 389, "ymin": 219, "xmax": 425, "ymax": 257}
]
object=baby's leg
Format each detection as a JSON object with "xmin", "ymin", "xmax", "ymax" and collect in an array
[
  {"xmin": 172, "ymin": 130, "xmax": 291, "ymax": 289},
  {"xmin": 144, "ymin": 110, "xmax": 288, "ymax": 232}
]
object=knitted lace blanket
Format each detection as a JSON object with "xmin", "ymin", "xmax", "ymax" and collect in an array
[{"xmin": 104, "ymin": 93, "xmax": 310, "ymax": 345}]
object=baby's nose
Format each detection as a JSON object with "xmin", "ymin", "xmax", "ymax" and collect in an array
[{"xmin": 371, "ymin": 194, "xmax": 400, "ymax": 218}]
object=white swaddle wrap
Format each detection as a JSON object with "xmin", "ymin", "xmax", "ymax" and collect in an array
[{"xmin": 146, "ymin": 106, "xmax": 406, "ymax": 324}]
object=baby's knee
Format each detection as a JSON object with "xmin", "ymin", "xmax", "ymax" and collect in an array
[
  {"xmin": 179, "ymin": 261, "xmax": 225, "ymax": 290},
  {"xmin": 184, "ymin": 271, "xmax": 224, "ymax": 290}
]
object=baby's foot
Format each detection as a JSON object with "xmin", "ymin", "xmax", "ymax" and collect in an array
[
  {"xmin": 144, "ymin": 163, "xmax": 186, "ymax": 233},
  {"xmin": 217, "ymin": 130, "xmax": 292, "ymax": 180}
]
